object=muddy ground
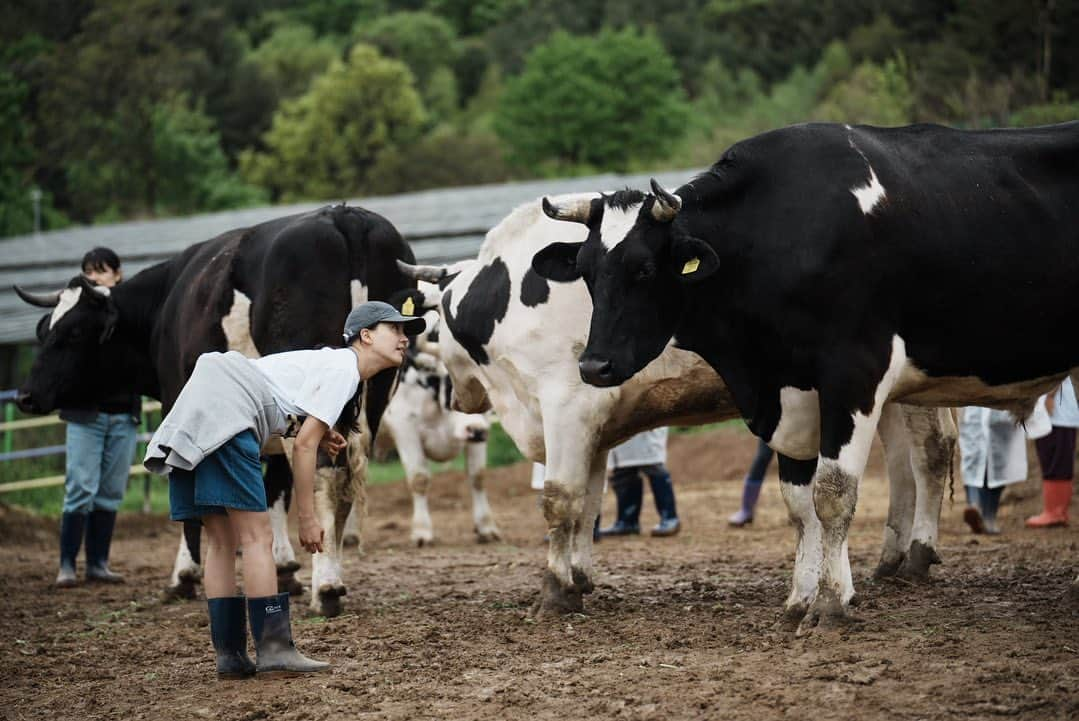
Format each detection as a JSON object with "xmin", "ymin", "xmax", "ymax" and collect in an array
[{"xmin": 2, "ymin": 426, "xmax": 1077, "ymax": 721}]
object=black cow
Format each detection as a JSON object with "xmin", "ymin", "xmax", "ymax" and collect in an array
[
  {"xmin": 16, "ymin": 204, "xmax": 415, "ymax": 616},
  {"xmin": 534, "ymin": 121, "xmax": 1079, "ymax": 631}
]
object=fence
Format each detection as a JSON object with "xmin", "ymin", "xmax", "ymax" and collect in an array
[{"xmin": 0, "ymin": 389, "xmax": 160, "ymax": 496}]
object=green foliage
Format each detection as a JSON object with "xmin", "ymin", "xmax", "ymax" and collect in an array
[
  {"xmin": 426, "ymin": 0, "xmax": 524, "ymax": 36},
  {"xmin": 1009, "ymin": 98, "xmax": 1079, "ymax": 127},
  {"xmin": 367, "ymin": 126, "xmax": 511, "ymax": 193},
  {"xmin": 240, "ymin": 44, "xmax": 426, "ymax": 201},
  {"xmin": 494, "ymin": 28, "xmax": 690, "ymax": 170},
  {"xmin": 815, "ymin": 56, "xmax": 914, "ymax": 126},
  {"xmin": 151, "ymin": 97, "xmax": 268, "ymax": 214},
  {"xmin": 353, "ymin": 11, "xmax": 459, "ymax": 89},
  {"xmin": 247, "ymin": 24, "xmax": 342, "ymax": 101}
]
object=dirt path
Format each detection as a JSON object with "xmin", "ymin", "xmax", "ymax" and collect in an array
[{"xmin": 2, "ymin": 426, "xmax": 1077, "ymax": 720}]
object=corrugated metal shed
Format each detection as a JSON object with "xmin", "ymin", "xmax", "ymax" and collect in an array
[{"xmin": 0, "ymin": 169, "xmax": 695, "ymax": 345}]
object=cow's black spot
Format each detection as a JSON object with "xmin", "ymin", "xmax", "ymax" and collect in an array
[
  {"xmin": 443, "ymin": 258, "xmax": 511, "ymax": 366},
  {"xmin": 520, "ymin": 267, "xmax": 550, "ymax": 307},
  {"xmin": 777, "ymin": 453, "xmax": 817, "ymax": 486}
]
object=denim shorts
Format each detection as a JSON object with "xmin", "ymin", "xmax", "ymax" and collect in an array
[{"xmin": 168, "ymin": 430, "xmax": 266, "ymax": 520}]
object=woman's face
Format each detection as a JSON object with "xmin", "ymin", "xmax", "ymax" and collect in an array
[{"xmin": 362, "ymin": 322, "xmax": 409, "ymax": 369}]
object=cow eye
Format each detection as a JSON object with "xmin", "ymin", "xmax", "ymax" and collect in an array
[{"xmin": 634, "ymin": 263, "xmax": 655, "ymax": 282}]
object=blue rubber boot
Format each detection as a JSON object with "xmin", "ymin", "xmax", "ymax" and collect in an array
[
  {"xmin": 599, "ymin": 470, "xmax": 642, "ymax": 537},
  {"xmin": 728, "ymin": 479, "xmax": 763, "ymax": 527},
  {"xmin": 208, "ymin": 597, "xmax": 256, "ymax": 679},
  {"xmin": 648, "ymin": 466, "xmax": 681, "ymax": 537}
]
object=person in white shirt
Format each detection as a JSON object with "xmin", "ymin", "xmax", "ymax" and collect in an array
[{"xmin": 145, "ymin": 300, "xmax": 423, "ymax": 679}]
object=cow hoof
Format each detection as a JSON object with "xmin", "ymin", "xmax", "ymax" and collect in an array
[
  {"xmin": 412, "ymin": 532, "xmax": 435, "ymax": 547},
  {"xmin": 314, "ymin": 586, "xmax": 347, "ymax": 618},
  {"xmin": 896, "ymin": 541, "xmax": 941, "ymax": 582},
  {"xmin": 570, "ymin": 567, "xmax": 595, "ymax": 595},
  {"xmin": 873, "ymin": 554, "xmax": 905, "ymax": 579},
  {"xmin": 782, "ymin": 599, "xmax": 810, "ymax": 626},
  {"xmin": 276, "ymin": 560, "xmax": 301, "ymax": 574},
  {"xmin": 342, "ymin": 533, "xmax": 360, "ymax": 548},
  {"xmin": 278, "ymin": 573, "xmax": 305, "ymax": 597},
  {"xmin": 795, "ymin": 592, "xmax": 855, "ymax": 637},
  {"xmin": 475, "ymin": 528, "xmax": 502, "ymax": 544},
  {"xmin": 531, "ymin": 570, "xmax": 584, "ymax": 618}
]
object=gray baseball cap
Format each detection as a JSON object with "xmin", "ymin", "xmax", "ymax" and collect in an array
[{"xmin": 343, "ymin": 300, "xmax": 426, "ymax": 342}]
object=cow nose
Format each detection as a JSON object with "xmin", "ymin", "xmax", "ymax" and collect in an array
[
  {"xmin": 15, "ymin": 391, "xmax": 36, "ymax": 414},
  {"xmin": 579, "ymin": 357, "xmax": 615, "ymax": 386}
]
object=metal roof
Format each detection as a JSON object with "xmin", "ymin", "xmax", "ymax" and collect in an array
[{"xmin": 0, "ymin": 169, "xmax": 695, "ymax": 345}]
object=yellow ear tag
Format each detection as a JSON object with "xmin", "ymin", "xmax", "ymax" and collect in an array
[
  {"xmin": 402, "ymin": 297, "xmax": 415, "ymax": 316},
  {"xmin": 681, "ymin": 257, "xmax": 700, "ymax": 275}
]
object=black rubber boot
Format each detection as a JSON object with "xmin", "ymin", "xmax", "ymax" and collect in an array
[
  {"xmin": 57, "ymin": 512, "xmax": 86, "ymax": 588},
  {"xmin": 208, "ymin": 597, "xmax": 256, "ymax": 679},
  {"xmin": 599, "ymin": 469, "xmax": 642, "ymax": 537},
  {"xmin": 248, "ymin": 593, "xmax": 330, "ymax": 677},
  {"xmin": 648, "ymin": 466, "xmax": 681, "ymax": 537},
  {"xmin": 85, "ymin": 509, "xmax": 124, "ymax": 583}
]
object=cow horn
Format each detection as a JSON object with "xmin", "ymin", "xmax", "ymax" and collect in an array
[
  {"xmin": 542, "ymin": 197, "xmax": 593, "ymax": 225},
  {"xmin": 396, "ymin": 259, "xmax": 447, "ymax": 284},
  {"xmin": 13, "ymin": 285, "xmax": 61, "ymax": 307},
  {"xmin": 649, "ymin": 178, "xmax": 682, "ymax": 222}
]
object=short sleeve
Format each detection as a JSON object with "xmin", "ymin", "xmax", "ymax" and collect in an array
[{"xmin": 295, "ymin": 368, "xmax": 360, "ymax": 427}]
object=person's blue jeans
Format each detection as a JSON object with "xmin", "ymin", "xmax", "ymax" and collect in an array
[{"xmin": 63, "ymin": 413, "xmax": 138, "ymax": 514}]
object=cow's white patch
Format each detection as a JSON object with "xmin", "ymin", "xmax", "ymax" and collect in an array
[
  {"xmin": 49, "ymin": 287, "xmax": 83, "ymax": 329},
  {"xmin": 599, "ymin": 204, "xmax": 644, "ymax": 251},
  {"xmin": 769, "ymin": 387, "xmax": 820, "ymax": 460},
  {"xmin": 269, "ymin": 495, "xmax": 296, "ymax": 568},
  {"xmin": 850, "ymin": 165, "xmax": 886, "ymax": 215},
  {"xmin": 837, "ymin": 335, "xmax": 908, "ymax": 473},
  {"xmin": 221, "ymin": 289, "xmax": 259, "ymax": 358},
  {"xmin": 350, "ymin": 279, "xmax": 367, "ymax": 308}
]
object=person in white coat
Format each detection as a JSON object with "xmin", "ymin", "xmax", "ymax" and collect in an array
[
  {"xmin": 960, "ymin": 403, "xmax": 1049, "ymax": 535},
  {"xmin": 600, "ymin": 427, "xmax": 681, "ymax": 537},
  {"xmin": 1027, "ymin": 378, "xmax": 1079, "ymax": 528}
]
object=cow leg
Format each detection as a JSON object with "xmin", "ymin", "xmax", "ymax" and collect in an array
[
  {"xmin": 466, "ymin": 433, "xmax": 501, "ymax": 544},
  {"xmin": 309, "ymin": 430, "xmax": 367, "ymax": 617},
  {"xmin": 778, "ymin": 455, "xmax": 823, "ymax": 622},
  {"xmin": 396, "ymin": 425, "xmax": 436, "ymax": 547},
  {"xmin": 798, "ymin": 341, "xmax": 905, "ymax": 635},
  {"xmin": 309, "ymin": 465, "xmax": 350, "ymax": 617},
  {"xmin": 896, "ymin": 406, "xmax": 954, "ymax": 581},
  {"xmin": 874, "ymin": 404, "xmax": 916, "ymax": 578},
  {"xmin": 567, "ymin": 456, "xmax": 605, "ymax": 595},
  {"xmin": 164, "ymin": 520, "xmax": 202, "ymax": 601},
  {"xmin": 342, "ymin": 503, "xmax": 361, "ymax": 549},
  {"xmin": 265, "ymin": 454, "xmax": 302, "ymax": 595}
]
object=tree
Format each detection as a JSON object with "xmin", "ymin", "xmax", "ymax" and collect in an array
[
  {"xmin": 247, "ymin": 24, "xmax": 341, "ymax": 101},
  {"xmin": 240, "ymin": 44, "xmax": 426, "ymax": 201},
  {"xmin": 366, "ymin": 126, "xmax": 512, "ymax": 193},
  {"xmin": 494, "ymin": 28, "xmax": 690, "ymax": 170},
  {"xmin": 353, "ymin": 11, "xmax": 458, "ymax": 89},
  {"xmin": 815, "ymin": 57, "xmax": 914, "ymax": 126}
]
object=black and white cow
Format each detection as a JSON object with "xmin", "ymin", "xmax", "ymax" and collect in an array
[
  {"xmin": 399, "ymin": 195, "xmax": 956, "ymax": 617},
  {"xmin": 533, "ymin": 121, "xmax": 1079, "ymax": 631},
  {"xmin": 15, "ymin": 204, "xmax": 415, "ymax": 616},
  {"xmin": 368, "ymin": 288, "xmax": 501, "ymax": 546}
]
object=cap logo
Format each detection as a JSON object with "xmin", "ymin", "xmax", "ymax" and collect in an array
[
  {"xmin": 402, "ymin": 297, "xmax": 415, "ymax": 316},
  {"xmin": 681, "ymin": 258, "xmax": 700, "ymax": 275}
]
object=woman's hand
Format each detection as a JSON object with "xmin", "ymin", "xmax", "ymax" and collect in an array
[
  {"xmin": 299, "ymin": 514, "xmax": 325, "ymax": 554},
  {"xmin": 319, "ymin": 428, "xmax": 347, "ymax": 460}
]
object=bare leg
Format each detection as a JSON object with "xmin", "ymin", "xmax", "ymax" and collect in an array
[
  {"xmin": 223, "ymin": 509, "xmax": 276, "ymax": 598},
  {"xmin": 201, "ymin": 515, "xmax": 239, "ymax": 598}
]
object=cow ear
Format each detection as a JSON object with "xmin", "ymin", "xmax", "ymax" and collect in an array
[
  {"xmin": 532, "ymin": 242, "xmax": 584, "ymax": 283},
  {"xmin": 669, "ymin": 236, "xmax": 719, "ymax": 284}
]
